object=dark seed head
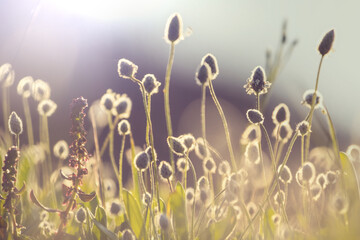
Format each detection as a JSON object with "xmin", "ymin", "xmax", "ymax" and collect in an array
[
  {"xmin": 167, "ymin": 136, "xmax": 186, "ymax": 156},
  {"xmin": 159, "ymin": 161, "xmax": 173, "ymax": 181},
  {"xmin": 142, "ymin": 74, "xmax": 161, "ymax": 95},
  {"xmin": 318, "ymin": 29, "xmax": 335, "ymax": 56},
  {"xmin": 118, "ymin": 58, "xmax": 138, "ymax": 79},
  {"xmin": 134, "ymin": 151, "xmax": 150, "ymax": 171},
  {"xmin": 246, "ymin": 109, "xmax": 264, "ymax": 125},
  {"xmin": 201, "ymin": 54, "xmax": 219, "ymax": 79},
  {"xmin": 195, "ymin": 63, "xmax": 211, "ymax": 86},
  {"xmin": 165, "ymin": 13, "xmax": 182, "ymax": 44}
]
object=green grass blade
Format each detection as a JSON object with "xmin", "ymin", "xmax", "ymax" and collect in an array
[
  {"xmin": 92, "ymin": 206, "xmax": 107, "ymax": 240},
  {"xmin": 123, "ymin": 189, "xmax": 144, "ymax": 239},
  {"xmin": 169, "ymin": 182, "xmax": 188, "ymax": 240}
]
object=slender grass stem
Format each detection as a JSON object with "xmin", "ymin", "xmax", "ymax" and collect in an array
[
  {"xmin": 22, "ymin": 97, "xmax": 34, "ymax": 146},
  {"xmin": 2, "ymin": 86, "xmax": 10, "ymax": 136},
  {"xmin": 107, "ymin": 113, "xmax": 119, "ymax": 177},
  {"xmin": 208, "ymin": 80, "xmax": 237, "ymax": 170},
  {"xmin": 89, "ymin": 109, "xmax": 105, "ymax": 206},
  {"xmin": 129, "ymin": 132, "xmax": 141, "ymax": 202},
  {"xmin": 200, "ymin": 84, "xmax": 209, "ymax": 154},
  {"xmin": 301, "ymin": 136, "xmax": 305, "ymax": 167},
  {"xmin": 118, "ymin": 134, "xmax": 126, "ymax": 201},
  {"xmin": 185, "ymin": 154, "xmax": 197, "ymax": 240},
  {"xmin": 146, "ymin": 95, "xmax": 151, "ymax": 146},
  {"xmin": 164, "ymin": 42, "xmax": 176, "ymax": 171},
  {"xmin": 304, "ymin": 56, "xmax": 324, "ymax": 162}
]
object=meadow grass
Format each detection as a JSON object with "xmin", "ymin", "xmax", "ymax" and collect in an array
[{"xmin": 0, "ymin": 14, "xmax": 359, "ymax": 240}]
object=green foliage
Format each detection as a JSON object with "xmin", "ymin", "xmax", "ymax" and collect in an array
[
  {"xmin": 169, "ymin": 182, "xmax": 188, "ymax": 240},
  {"xmin": 92, "ymin": 206, "xmax": 108, "ymax": 240},
  {"xmin": 123, "ymin": 189, "xmax": 144, "ymax": 239}
]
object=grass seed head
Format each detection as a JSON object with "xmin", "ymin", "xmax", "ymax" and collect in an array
[
  {"xmin": 0, "ymin": 63, "xmax": 15, "ymax": 87},
  {"xmin": 176, "ymin": 157, "xmax": 189, "ymax": 173},
  {"xmin": 274, "ymin": 190, "xmax": 286, "ymax": 206},
  {"xmin": 142, "ymin": 74, "xmax": 161, "ymax": 95},
  {"xmin": 167, "ymin": 136, "xmax": 186, "ymax": 156},
  {"xmin": 53, "ymin": 140, "xmax": 69, "ymax": 160},
  {"xmin": 195, "ymin": 62, "xmax": 212, "ymax": 86},
  {"xmin": 244, "ymin": 66, "xmax": 271, "ymax": 95},
  {"xmin": 117, "ymin": 58, "xmax": 138, "ymax": 79},
  {"xmin": 316, "ymin": 173, "xmax": 328, "ymax": 189},
  {"xmin": 118, "ymin": 119, "xmax": 131, "ymax": 135},
  {"xmin": 17, "ymin": 76, "xmax": 33, "ymax": 98},
  {"xmin": 75, "ymin": 207, "xmax": 86, "ymax": 223},
  {"xmin": 247, "ymin": 202, "xmax": 258, "ymax": 218},
  {"xmin": 158, "ymin": 213, "xmax": 170, "ymax": 231},
  {"xmin": 159, "ymin": 161, "xmax": 173, "ymax": 181},
  {"xmin": 218, "ymin": 161, "xmax": 231, "ymax": 176},
  {"xmin": 195, "ymin": 137, "xmax": 210, "ymax": 159},
  {"xmin": 346, "ymin": 144, "xmax": 360, "ymax": 162},
  {"xmin": 240, "ymin": 124, "xmax": 261, "ymax": 145},
  {"xmin": 122, "ymin": 229, "xmax": 136, "ymax": 240},
  {"xmin": 185, "ymin": 188, "xmax": 195, "ymax": 204},
  {"xmin": 112, "ymin": 94, "xmax": 132, "ymax": 118},
  {"xmin": 32, "ymin": 79, "xmax": 51, "ymax": 101},
  {"xmin": 38, "ymin": 99, "xmax": 57, "ymax": 117},
  {"xmin": 272, "ymin": 122, "xmax": 293, "ymax": 143},
  {"xmin": 245, "ymin": 142, "xmax": 260, "ymax": 165},
  {"xmin": 164, "ymin": 13, "xmax": 183, "ymax": 45},
  {"xmin": 301, "ymin": 162, "xmax": 316, "ymax": 183},
  {"xmin": 109, "ymin": 200, "xmax": 124, "ymax": 215},
  {"xmin": 134, "ymin": 151, "xmax": 150, "ymax": 171},
  {"xmin": 326, "ymin": 170, "xmax": 337, "ymax": 184},
  {"xmin": 296, "ymin": 121, "xmax": 311, "ymax": 136},
  {"xmin": 198, "ymin": 176, "xmax": 210, "ymax": 190},
  {"xmin": 310, "ymin": 184, "xmax": 322, "ymax": 201},
  {"xmin": 179, "ymin": 133, "xmax": 196, "ymax": 152},
  {"xmin": 272, "ymin": 103, "xmax": 290, "ymax": 125},
  {"xmin": 201, "ymin": 53, "xmax": 219, "ymax": 80},
  {"xmin": 318, "ymin": 29, "xmax": 335, "ymax": 56},
  {"xmin": 100, "ymin": 90, "xmax": 115, "ymax": 112},
  {"xmin": 246, "ymin": 109, "xmax": 264, "ymax": 125},
  {"xmin": 8, "ymin": 111, "xmax": 23, "ymax": 135},
  {"xmin": 203, "ymin": 157, "xmax": 216, "ymax": 174},
  {"xmin": 301, "ymin": 89, "xmax": 323, "ymax": 109},
  {"xmin": 278, "ymin": 165, "xmax": 292, "ymax": 184}
]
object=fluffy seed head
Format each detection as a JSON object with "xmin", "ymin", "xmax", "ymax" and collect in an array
[
  {"xmin": 316, "ymin": 173, "xmax": 328, "ymax": 189},
  {"xmin": 0, "ymin": 63, "xmax": 15, "ymax": 87},
  {"xmin": 246, "ymin": 202, "xmax": 258, "ymax": 218},
  {"xmin": 318, "ymin": 29, "xmax": 335, "ymax": 56},
  {"xmin": 246, "ymin": 109, "xmax": 264, "ymax": 125},
  {"xmin": 198, "ymin": 176, "xmax": 209, "ymax": 190},
  {"xmin": 75, "ymin": 207, "xmax": 86, "ymax": 223},
  {"xmin": 244, "ymin": 66, "xmax": 271, "ymax": 95},
  {"xmin": 203, "ymin": 157, "xmax": 216, "ymax": 174},
  {"xmin": 118, "ymin": 119, "xmax": 131, "ymax": 135},
  {"xmin": 37, "ymin": 99, "xmax": 57, "ymax": 117},
  {"xmin": 164, "ymin": 13, "xmax": 183, "ymax": 44},
  {"xmin": 179, "ymin": 133, "xmax": 196, "ymax": 152},
  {"xmin": 302, "ymin": 162, "xmax": 316, "ymax": 183},
  {"xmin": 218, "ymin": 161, "xmax": 231, "ymax": 176},
  {"xmin": 245, "ymin": 142, "xmax": 260, "ymax": 165},
  {"xmin": 142, "ymin": 74, "xmax": 161, "ymax": 95},
  {"xmin": 195, "ymin": 62, "xmax": 211, "ymax": 86},
  {"xmin": 53, "ymin": 140, "xmax": 69, "ymax": 160},
  {"xmin": 134, "ymin": 151, "xmax": 150, "ymax": 171},
  {"xmin": 301, "ymin": 89, "xmax": 323, "ymax": 110},
  {"xmin": 176, "ymin": 157, "xmax": 189, "ymax": 173},
  {"xmin": 201, "ymin": 54, "xmax": 219, "ymax": 80},
  {"xmin": 112, "ymin": 94, "xmax": 132, "ymax": 118},
  {"xmin": 159, "ymin": 161, "xmax": 173, "ymax": 181},
  {"xmin": 274, "ymin": 190, "xmax": 286, "ymax": 206},
  {"xmin": 296, "ymin": 121, "xmax": 311, "ymax": 136},
  {"xmin": 17, "ymin": 76, "xmax": 33, "ymax": 98},
  {"xmin": 32, "ymin": 79, "xmax": 51, "ymax": 101},
  {"xmin": 185, "ymin": 188, "xmax": 195, "ymax": 204},
  {"xmin": 195, "ymin": 138, "xmax": 210, "ymax": 159},
  {"xmin": 272, "ymin": 214, "xmax": 281, "ymax": 225},
  {"xmin": 278, "ymin": 165, "xmax": 292, "ymax": 184},
  {"xmin": 8, "ymin": 111, "xmax": 23, "ymax": 135},
  {"xmin": 346, "ymin": 144, "xmax": 360, "ymax": 162},
  {"xmin": 100, "ymin": 90, "xmax": 115, "ymax": 112},
  {"xmin": 117, "ymin": 58, "xmax": 138, "ymax": 79},
  {"xmin": 331, "ymin": 194, "xmax": 349, "ymax": 215},
  {"xmin": 122, "ymin": 229, "xmax": 135, "ymax": 240},
  {"xmin": 272, "ymin": 123, "xmax": 293, "ymax": 143},
  {"xmin": 109, "ymin": 200, "xmax": 124, "ymax": 215},
  {"xmin": 272, "ymin": 103, "xmax": 290, "ymax": 125},
  {"xmin": 326, "ymin": 170, "xmax": 337, "ymax": 184},
  {"xmin": 167, "ymin": 136, "xmax": 186, "ymax": 156},
  {"xmin": 199, "ymin": 189, "xmax": 210, "ymax": 205},
  {"xmin": 240, "ymin": 125, "xmax": 261, "ymax": 145}
]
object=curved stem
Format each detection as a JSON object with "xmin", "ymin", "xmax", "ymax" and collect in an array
[
  {"xmin": 164, "ymin": 43, "xmax": 176, "ymax": 171},
  {"xmin": 208, "ymin": 80, "xmax": 237, "ymax": 170},
  {"xmin": 107, "ymin": 114, "xmax": 119, "ymax": 177},
  {"xmin": 118, "ymin": 134, "xmax": 126, "ymax": 201},
  {"xmin": 201, "ymin": 84, "xmax": 209, "ymax": 154},
  {"xmin": 22, "ymin": 97, "xmax": 34, "ymax": 146},
  {"xmin": 185, "ymin": 154, "xmax": 197, "ymax": 240}
]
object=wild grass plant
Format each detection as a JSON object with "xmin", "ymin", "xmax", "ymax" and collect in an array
[{"xmin": 0, "ymin": 13, "xmax": 360, "ymax": 240}]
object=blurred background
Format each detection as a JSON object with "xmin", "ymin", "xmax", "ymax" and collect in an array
[{"xmin": 1, "ymin": 0, "xmax": 359, "ymax": 174}]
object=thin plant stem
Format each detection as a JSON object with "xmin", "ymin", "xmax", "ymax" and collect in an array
[
  {"xmin": 164, "ymin": 42, "xmax": 176, "ymax": 171},
  {"xmin": 129, "ymin": 132, "xmax": 141, "ymax": 202},
  {"xmin": 185, "ymin": 154, "xmax": 197, "ymax": 240},
  {"xmin": 99, "ymin": 116, "xmax": 121, "ymax": 157},
  {"xmin": 301, "ymin": 136, "xmax": 305, "ymax": 167},
  {"xmin": 146, "ymin": 95, "xmax": 151, "ymax": 146},
  {"xmin": 304, "ymin": 56, "xmax": 324, "ymax": 162},
  {"xmin": 89, "ymin": 109, "xmax": 105, "ymax": 206},
  {"xmin": 22, "ymin": 97, "xmax": 34, "ymax": 146},
  {"xmin": 208, "ymin": 80, "xmax": 237, "ymax": 170},
  {"xmin": 107, "ymin": 113, "xmax": 119, "ymax": 177},
  {"xmin": 201, "ymin": 84, "xmax": 209, "ymax": 154},
  {"xmin": 118, "ymin": 134, "xmax": 126, "ymax": 201},
  {"xmin": 2, "ymin": 86, "xmax": 10, "ymax": 136}
]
